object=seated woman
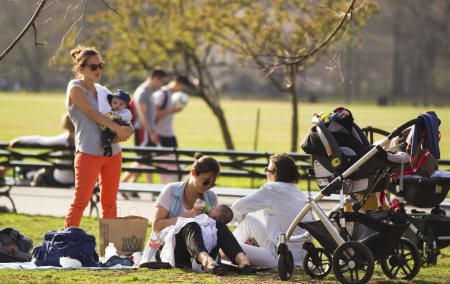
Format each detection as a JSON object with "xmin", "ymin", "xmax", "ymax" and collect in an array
[
  {"xmin": 8, "ymin": 113, "xmax": 75, "ymax": 187},
  {"xmin": 151, "ymin": 152, "xmax": 254, "ymax": 274},
  {"xmin": 231, "ymin": 153, "xmax": 313, "ymax": 268}
]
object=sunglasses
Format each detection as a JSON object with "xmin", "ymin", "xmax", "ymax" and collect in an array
[
  {"xmin": 202, "ymin": 179, "xmax": 216, "ymax": 188},
  {"xmin": 264, "ymin": 167, "xmax": 274, "ymax": 174},
  {"xmin": 82, "ymin": 62, "xmax": 105, "ymax": 71}
]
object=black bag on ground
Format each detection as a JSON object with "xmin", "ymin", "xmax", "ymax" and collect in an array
[
  {"xmin": 0, "ymin": 228, "xmax": 33, "ymax": 262},
  {"xmin": 32, "ymin": 227, "xmax": 99, "ymax": 267}
]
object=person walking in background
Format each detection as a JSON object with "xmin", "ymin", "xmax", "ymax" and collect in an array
[
  {"xmin": 8, "ymin": 113, "xmax": 75, "ymax": 187},
  {"xmin": 230, "ymin": 153, "xmax": 313, "ymax": 268},
  {"xmin": 154, "ymin": 74, "xmax": 193, "ymax": 148},
  {"xmin": 133, "ymin": 68, "xmax": 167, "ymax": 148},
  {"xmin": 64, "ymin": 45, "xmax": 132, "ymax": 228},
  {"xmin": 154, "ymin": 75, "xmax": 193, "ymax": 183},
  {"xmin": 150, "ymin": 152, "xmax": 254, "ymax": 274},
  {"xmin": 120, "ymin": 68, "xmax": 167, "ymax": 187}
]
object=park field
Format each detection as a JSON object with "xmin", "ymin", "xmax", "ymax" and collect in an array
[
  {"xmin": 1, "ymin": 91, "xmax": 450, "ymax": 189},
  {"xmin": 1, "ymin": 91, "xmax": 449, "ymax": 157}
]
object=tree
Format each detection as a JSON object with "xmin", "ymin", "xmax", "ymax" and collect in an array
[
  {"xmin": 388, "ymin": 0, "xmax": 449, "ymax": 104},
  {"xmin": 81, "ymin": 0, "xmax": 376, "ymax": 151},
  {"xmin": 0, "ymin": 0, "xmax": 117, "ymax": 91},
  {"xmin": 84, "ymin": 1, "xmax": 251, "ymax": 149},
  {"xmin": 214, "ymin": 0, "xmax": 377, "ymax": 151}
]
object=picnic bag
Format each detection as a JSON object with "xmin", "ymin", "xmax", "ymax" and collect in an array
[
  {"xmin": 99, "ymin": 215, "xmax": 148, "ymax": 256},
  {"xmin": 32, "ymin": 227, "xmax": 99, "ymax": 267},
  {"xmin": 0, "ymin": 227, "xmax": 33, "ymax": 262}
]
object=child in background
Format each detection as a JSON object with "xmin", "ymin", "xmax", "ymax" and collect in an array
[{"xmin": 101, "ymin": 90, "xmax": 132, "ymax": 156}]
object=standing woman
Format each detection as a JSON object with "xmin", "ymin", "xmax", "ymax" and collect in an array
[
  {"xmin": 231, "ymin": 153, "xmax": 313, "ymax": 268},
  {"xmin": 64, "ymin": 45, "xmax": 132, "ymax": 228},
  {"xmin": 152, "ymin": 153, "xmax": 254, "ymax": 274}
]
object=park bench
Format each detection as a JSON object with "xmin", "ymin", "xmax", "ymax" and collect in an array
[{"xmin": 0, "ymin": 142, "xmax": 313, "ymax": 215}]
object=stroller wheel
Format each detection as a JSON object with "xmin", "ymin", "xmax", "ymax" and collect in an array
[
  {"xmin": 332, "ymin": 241, "xmax": 375, "ymax": 284},
  {"xmin": 380, "ymin": 237, "xmax": 421, "ymax": 280},
  {"xmin": 303, "ymin": 247, "xmax": 332, "ymax": 279},
  {"xmin": 421, "ymin": 240, "xmax": 440, "ymax": 266},
  {"xmin": 277, "ymin": 243, "xmax": 294, "ymax": 281}
]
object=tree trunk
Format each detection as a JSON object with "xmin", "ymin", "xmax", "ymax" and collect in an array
[
  {"xmin": 184, "ymin": 50, "xmax": 235, "ymax": 150},
  {"xmin": 210, "ymin": 104, "xmax": 235, "ymax": 150},
  {"xmin": 391, "ymin": 12, "xmax": 404, "ymax": 103}
]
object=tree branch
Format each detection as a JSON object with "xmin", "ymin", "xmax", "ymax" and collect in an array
[
  {"xmin": 278, "ymin": 0, "xmax": 356, "ymax": 67},
  {"xmin": 32, "ymin": 23, "xmax": 46, "ymax": 46},
  {"xmin": 0, "ymin": 0, "xmax": 47, "ymax": 61}
]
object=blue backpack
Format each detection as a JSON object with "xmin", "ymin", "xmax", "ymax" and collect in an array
[{"xmin": 32, "ymin": 227, "xmax": 99, "ymax": 267}]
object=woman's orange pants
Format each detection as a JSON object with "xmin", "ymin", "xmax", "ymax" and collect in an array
[{"xmin": 64, "ymin": 151, "xmax": 122, "ymax": 228}]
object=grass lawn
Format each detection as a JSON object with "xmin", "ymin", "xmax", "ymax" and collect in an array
[
  {"xmin": 1, "ymin": 93, "xmax": 450, "ymax": 282},
  {"xmin": 0, "ymin": 213, "xmax": 449, "ymax": 283},
  {"xmin": 1, "ymin": 92, "xmax": 450, "ymax": 156},
  {"xmin": 2, "ymin": 91, "xmax": 450, "ymax": 189}
]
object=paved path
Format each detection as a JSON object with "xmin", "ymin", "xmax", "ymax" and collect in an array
[
  {"xmin": 1, "ymin": 187, "xmax": 449, "ymax": 220},
  {"xmin": 1, "ymin": 187, "xmax": 261, "ymax": 220}
]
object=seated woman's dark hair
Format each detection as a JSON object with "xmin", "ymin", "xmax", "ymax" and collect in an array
[
  {"xmin": 271, "ymin": 154, "xmax": 300, "ymax": 183},
  {"xmin": 192, "ymin": 152, "xmax": 220, "ymax": 176}
]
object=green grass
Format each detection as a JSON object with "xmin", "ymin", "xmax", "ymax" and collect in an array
[
  {"xmin": 0, "ymin": 213, "xmax": 449, "ymax": 283},
  {"xmin": 2, "ymin": 91, "xmax": 450, "ymax": 189},
  {"xmin": 2, "ymin": 94, "xmax": 450, "ymax": 282},
  {"xmin": 1, "ymin": 91, "xmax": 450, "ymax": 156}
]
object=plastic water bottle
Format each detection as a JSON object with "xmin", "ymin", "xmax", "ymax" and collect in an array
[
  {"xmin": 194, "ymin": 198, "xmax": 210, "ymax": 213},
  {"xmin": 141, "ymin": 238, "xmax": 161, "ymax": 263},
  {"xmin": 105, "ymin": 242, "xmax": 117, "ymax": 261}
]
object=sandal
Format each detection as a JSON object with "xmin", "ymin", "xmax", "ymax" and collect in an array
[
  {"xmin": 139, "ymin": 261, "xmax": 172, "ymax": 269},
  {"xmin": 237, "ymin": 264, "xmax": 257, "ymax": 275},
  {"xmin": 211, "ymin": 263, "xmax": 229, "ymax": 276},
  {"xmin": 100, "ymin": 255, "xmax": 133, "ymax": 267}
]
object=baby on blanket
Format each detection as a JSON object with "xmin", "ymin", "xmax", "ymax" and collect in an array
[{"xmin": 144, "ymin": 204, "xmax": 233, "ymax": 269}]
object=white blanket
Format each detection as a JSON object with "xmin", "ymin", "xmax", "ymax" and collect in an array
[
  {"xmin": 95, "ymin": 83, "xmax": 112, "ymax": 114},
  {"xmin": 158, "ymin": 214, "xmax": 218, "ymax": 269}
]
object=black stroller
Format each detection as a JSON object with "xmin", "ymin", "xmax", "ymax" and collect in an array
[
  {"xmin": 382, "ymin": 111, "xmax": 450, "ymax": 266},
  {"xmin": 277, "ymin": 108, "xmax": 421, "ymax": 284}
]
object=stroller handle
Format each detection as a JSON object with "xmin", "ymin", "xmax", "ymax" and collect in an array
[{"xmin": 388, "ymin": 118, "xmax": 420, "ymax": 140}]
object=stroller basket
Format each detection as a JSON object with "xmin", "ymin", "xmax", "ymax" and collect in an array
[
  {"xmin": 299, "ymin": 220, "xmax": 338, "ymax": 253},
  {"xmin": 390, "ymin": 177, "xmax": 450, "ymax": 208},
  {"xmin": 300, "ymin": 212, "xmax": 409, "ymax": 260},
  {"xmin": 344, "ymin": 212, "xmax": 410, "ymax": 259},
  {"xmin": 408, "ymin": 214, "xmax": 450, "ymax": 249}
]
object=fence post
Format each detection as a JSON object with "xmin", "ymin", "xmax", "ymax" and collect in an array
[{"xmin": 251, "ymin": 109, "xmax": 261, "ymax": 188}]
